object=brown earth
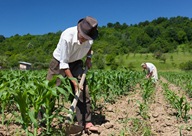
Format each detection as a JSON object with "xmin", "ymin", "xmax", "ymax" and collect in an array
[
  {"xmin": 78, "ymin": 77, "xmax": 192, "ymax": 136},
  {"xmin": 0, "ymin": 77, "xmax": 192, "ymax": 136}
]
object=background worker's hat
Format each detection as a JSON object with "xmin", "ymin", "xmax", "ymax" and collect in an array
[{"xmin": 78, "ymin": 16, "xmax": 98, "ymax": 40}]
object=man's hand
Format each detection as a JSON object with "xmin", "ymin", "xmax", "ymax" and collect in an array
[
  {"xmin": 146, "ymin": 72, "xmax": 153, "ymax": 79},
  {"xmin": 146, "ymin": 75, "xmax": 150, "ymax": 78},
  {"xmin": 64, "ymin": 68, "xmax": 83, "ymax": 92},
  {"xmin": 71, "ymin": 79, "xmax": 83, "ymax": 92}
]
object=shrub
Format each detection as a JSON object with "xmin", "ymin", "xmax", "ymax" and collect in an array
[{"xmin": 179, "ymin": 61, "xmax": 192, "ymax": 70}]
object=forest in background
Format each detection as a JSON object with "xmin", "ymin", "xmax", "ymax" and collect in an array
[{"xmin": 0, "ymin": 16, "xmax": 192, "ymax": 70}]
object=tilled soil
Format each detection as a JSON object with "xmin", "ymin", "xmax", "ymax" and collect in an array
[
  {"xmin": 78, "ymin": 77, "xmax": 192, "ymax": 136},
  {"xmin": 0, "ymin": 77, "xmax": 192, "ymax": 136},
  {"xmin": 149, "ymin": 77, "xmax": 192, "ymax": 136}
]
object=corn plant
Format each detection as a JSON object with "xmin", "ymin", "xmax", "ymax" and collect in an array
[
  {"xmin": 137, "ymin": 101, "xmax": 149, "ymax": 120},
  {"xmin": 0, "ymin": 83, "xmax": 12, "ymax": 125},
  {"xmin": 8, "ymin": 72, "xmax": 32, "ymax": 135},
  {"xmin": 186, "ymin": 81, "xmax": 192, "ymax": 97},
  {"xmin": 124, "ymin": 118, "xmax": 151, "ymax": 136},
  {"xmin": 0, "ymin": 71, "xmax": 15, "ymax": 125},
  {"xmin": 87, "ymin": 69, "xmax": 142, "ymax": 107},
  {"xmin": 163, "ymin": 83, "xmax": 191, "ymax": 121},
  {"xmin": 161, "ymin": 72, "xmax": 192, "ymax": 98},
  {"xmin": 140, "ymin": 78, "xmax": 155, "ymax": 103},
  {"xmin": 0, "ymin": 70, "xmax": 73, "ymax": 135},
  {"xmin": 28, "ymin": 75, "xmax": 72, "ymax": 135}
]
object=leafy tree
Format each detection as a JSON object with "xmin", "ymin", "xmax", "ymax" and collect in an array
[
  {"xmin": 151, "ymin": 17, "xmax": 168, "ymax": 25},
  {"xmin": 177, "ymin": 30, "xmax": 187, "ymax": 44},
  {"xmin": 107, "ymin": 23, "xmax": 114, "ymax": 28},
  {"xmin": 93, "ymin": 53, "xmax": 105, "ymax": 69},
  {"xmin": 144, "ymin": 26, "xmax": 161, "ymax": 39},
  {"xmin": 184, "ymin": 27, "xmax": 192, "ymax": 41},
  {"xmin": 136, "ymin": 32, "xmax": 152, "ymax": 50},
  {"xmin": 138, "ymin": 20, "xmax": 150, "ymax": 27},
  {"xmin": 0, "ymin": 35, "xmax": 5, "ymax": 42}
]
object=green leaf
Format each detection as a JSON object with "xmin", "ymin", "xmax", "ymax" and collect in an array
[{"xmin": 28, "ymin": 110, "xmax": 38, "ymax": 127}]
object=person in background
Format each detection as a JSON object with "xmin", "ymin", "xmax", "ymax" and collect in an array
[
  {"xmin": 39, "ymin": 16, "xmax": 99, "ymax": 133},
  {"xmin": 141, "ymin": 62, "xmax": 158, "ymax": 83}
]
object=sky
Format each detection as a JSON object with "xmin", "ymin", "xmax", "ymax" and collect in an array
[{"xmin": 1, "ymin": 0, "xmax": 192, "ymax": 37}]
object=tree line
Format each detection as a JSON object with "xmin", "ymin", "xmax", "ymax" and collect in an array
[{"xmin": 0, "ymin": 16, "xmax": 192, "ymax": 69}]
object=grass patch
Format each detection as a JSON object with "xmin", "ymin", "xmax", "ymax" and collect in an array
[{"xmin": 117, "ymin": 52, "xmax": 192, "ymax": 72}]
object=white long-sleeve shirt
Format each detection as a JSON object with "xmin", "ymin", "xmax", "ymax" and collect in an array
[
  {"xmin": 53, "ymin": 26, "xmax": 93, "ymax": 69},
  {"xmin": 146, "ymin": 63, "xmax": 156, "ymax": 73},
  {"xmin": 146, "ymin": 62, "xmax": 158, "ymax": 81}
]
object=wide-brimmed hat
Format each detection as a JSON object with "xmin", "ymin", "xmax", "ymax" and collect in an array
[{"xmin": 77, "ymin": 16, "xmax": 98, "ymax": 40}]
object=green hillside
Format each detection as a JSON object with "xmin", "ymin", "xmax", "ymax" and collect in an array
[
  {"xmin": 0, "ymin": 16, "xmax": 192, "ymax": 71},
  {"xmin": 118, "ymin": 52, "xmax": 192, "ymax": 72}
]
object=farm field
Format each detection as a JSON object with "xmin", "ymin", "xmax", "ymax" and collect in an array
[{"xmin": 0, "ymin": 70, "xmax": 192, "ymax": 136}]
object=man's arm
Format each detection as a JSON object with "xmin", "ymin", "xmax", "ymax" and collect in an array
[
  {"xmin": 64, "ymin": 68, "xmax": 83, "ymax": 91},
  {"xmin": 146, "ymin": 71, "xmax": 153, "ymax": 78}
]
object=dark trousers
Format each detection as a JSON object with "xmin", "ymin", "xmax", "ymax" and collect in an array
[{"xmin": 46, "ymin": 58, "xmax": 92, "ymax": 126}]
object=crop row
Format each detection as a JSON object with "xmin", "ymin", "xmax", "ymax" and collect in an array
[
  {"xmin": 160, "ymin": 72, "xmax": 192, "ymax": 98},
  {"xmin": 0, "ymin": 69, "xmax": 142, "ymax": 135}
]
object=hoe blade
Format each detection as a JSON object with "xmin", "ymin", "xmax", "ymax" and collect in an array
[{"xmin": 66, "ymin": 124, "xmax": 84, "ymax": 134}]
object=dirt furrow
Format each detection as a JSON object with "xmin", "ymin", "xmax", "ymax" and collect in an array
[
  {"xmin": 149, "ymin": 77, "xmax": 192, "ymax": 136},
  {"xmin": 80, "ymin": 87, "xmax": 143, "ymax": 136}
]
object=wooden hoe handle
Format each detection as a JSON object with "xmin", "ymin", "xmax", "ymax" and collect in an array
[{"xmin": 65, "ymin": 67, "xmax": 88, "ymax": 123}]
